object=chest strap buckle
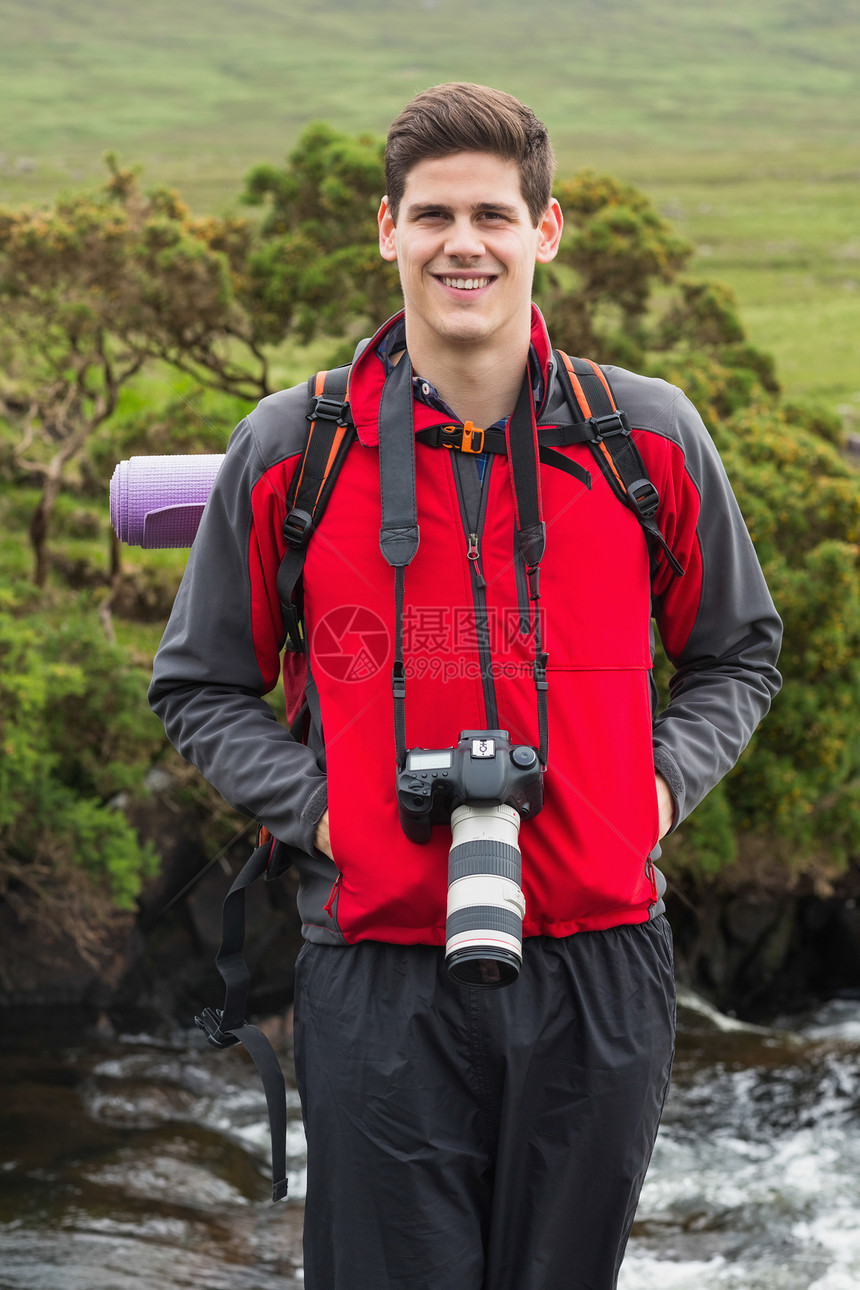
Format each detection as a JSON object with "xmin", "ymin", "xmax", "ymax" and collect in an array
[
  {"xmin": 461, "ymin": 421, "xmax": 485, "ymax": 453},
  {"xmin": 440, "ymin": 422, "xmax": 485, "ymax": 453}
]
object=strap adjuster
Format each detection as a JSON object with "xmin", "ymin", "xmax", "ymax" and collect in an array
[
  {"xmin": 533, "ymin": 652, "xmax": 549, "ymax": 692},
  {"xmin": 589, "ymin": 411, "xmax": 630, "ymax": 440},
  {"xmin": 307, "ymin": 395, "xmax": 348, "ymax": 424},
  {"xmin": 283, "ymin": 507, "xmax": 313, "ymax": 548},
  {"xmin": 194, "ymin": 1006, "xmax": 241, "ymax": 1050},
  {"xmin": 628, "ymin": 477, "xmax": 660, "ymax": 520}
]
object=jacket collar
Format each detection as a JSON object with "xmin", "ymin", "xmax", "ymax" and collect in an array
[{"xmin": 347, "ymin": 306, "xmax": 555, "ymax": 447}]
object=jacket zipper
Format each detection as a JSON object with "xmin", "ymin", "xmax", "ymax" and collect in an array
[
  {"xmin": 323, "ymin": 873, "xmax": 342, "ymax": 919},
  {"xmin": 450, "ymin": 454, "xmax": 498, "ymax": 727},
  {"xmin": 644, "ymin": 857, "xmax": 659, "ymax": 909},
  {"xmin": 467, "ymin": 532, "xmax": 486, "ymax": 586}
]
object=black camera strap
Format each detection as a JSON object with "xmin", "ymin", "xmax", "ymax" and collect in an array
[
  {"xmin": 378, "ymin": 355, "xmax": 421, "ymax": 769},
  {"xmin": 377, "ymin": 354, "xmax": 549, "ymax": 769},
  {"xmin": 505, "ymin": 365, "xmax": 549, "ymax": 767}
]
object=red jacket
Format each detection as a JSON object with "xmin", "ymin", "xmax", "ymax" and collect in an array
[{"xmin": 150, "ymin": 309, "xmax": 782, "ymax": 945}]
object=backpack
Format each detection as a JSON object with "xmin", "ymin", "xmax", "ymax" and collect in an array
[
  {"xmin": 194, "ymin": 350, "xmax": 684, "ymax": 1201},
  {"xmin": 277, "ymin": 351, "xmax": 681, "ymax": 722}
]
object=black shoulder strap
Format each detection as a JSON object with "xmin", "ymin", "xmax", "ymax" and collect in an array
[
  {"xmin": 195, "ymin": 831, "xmax": 292, "ymax": 1203},
  {"xmin": 554, "ymin": 351, "xmax": 684, "ymax": 579},
  {"xmin": 277, "ymin": 365, "xmax": 356, "ymax": 651}
]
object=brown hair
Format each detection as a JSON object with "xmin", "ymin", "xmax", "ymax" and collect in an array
[{"xmin": 384, "ymin": 83, "xmax": 555, "ymax": 227}]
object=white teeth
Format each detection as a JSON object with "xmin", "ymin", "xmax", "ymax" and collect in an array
[{"xmin": 441, "ymin": 277, "xmax": 490, "ymax": 290}]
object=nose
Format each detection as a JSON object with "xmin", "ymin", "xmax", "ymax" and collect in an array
[{"xmin": 443, "ymin": 217, "xmax": 485, "ymax": 260}]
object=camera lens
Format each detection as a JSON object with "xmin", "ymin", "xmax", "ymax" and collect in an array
[{"xmin": 445, "ymin": 804, "xmax": 526, "ymax": 988}]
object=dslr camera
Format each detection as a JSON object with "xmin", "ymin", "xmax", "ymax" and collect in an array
[{"xmin": 396, "ymin": 730, "xmax": 544, "ymax": 987}]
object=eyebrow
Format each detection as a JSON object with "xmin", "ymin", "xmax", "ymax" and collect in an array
[{"xmin": 406, "ymin": 201, "xmax": 521, "ymax": 219}]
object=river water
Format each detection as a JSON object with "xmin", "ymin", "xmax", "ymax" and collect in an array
[{"xmin": 2, "ymin": 989, "xmax": 860, "ymax": 1289}]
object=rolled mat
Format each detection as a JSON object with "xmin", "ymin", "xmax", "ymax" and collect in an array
[{"xmin": 110, "ymin": 454, "xmax": 225, "ymax": 548}]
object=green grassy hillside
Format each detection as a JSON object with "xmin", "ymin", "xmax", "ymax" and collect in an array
[{"xmin": 2, "ymin": 0, "xmax": 858, "ymax": 413}]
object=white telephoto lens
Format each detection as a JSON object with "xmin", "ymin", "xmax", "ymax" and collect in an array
[{"xmin": 445, "ymin": 804, "xmax": 526, "ymax": 988}]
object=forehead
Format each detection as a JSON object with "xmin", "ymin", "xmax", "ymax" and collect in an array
[{"xmin": 399, "ymin": 152, "xmax": 526, "ymax": 210}]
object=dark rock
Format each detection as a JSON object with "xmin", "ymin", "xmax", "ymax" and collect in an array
[
  {"xmin": 111, "ymin": 799, "xmax": 303, "ymax": 1025},
  {"xmin": 723, "ymin": 894, "xmax": 782, "ymax": 947},
  {"xmin": 0, "ymin": 900, "xmax": 130, "ymax": 1011},
  {"xmin": 0, "ymin": 786, "xmax": 302, "ymax": 1026}
]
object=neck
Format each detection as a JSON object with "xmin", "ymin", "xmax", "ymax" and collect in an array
[{"xmin": 404, "ymin": 322, "xmax": 532, "ymax": 428}]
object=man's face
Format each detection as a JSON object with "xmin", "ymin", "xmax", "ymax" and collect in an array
[{"xmin": 378, "ymin": 152, "xmax": 562, "ymax": 359}]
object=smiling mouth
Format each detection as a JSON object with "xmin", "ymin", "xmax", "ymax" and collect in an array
[{"xmin": 437, "ymin": 276, "xmax": 494, "ymax": 291}]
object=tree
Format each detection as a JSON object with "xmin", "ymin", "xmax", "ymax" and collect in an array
[
  {"xmin": 241, "ymin": 122, "xmax": 401, "ymax": 353},
  {"xmin": 0, "ymin": 183, "xmax": 145, "ymax": 586},
  {"xmin": 0, "ymin": 158, "xmax": 260, "ymax": 585},
  {"xmin": 538, "ymin": 171, "xmax": 692, "ymax": 368}
]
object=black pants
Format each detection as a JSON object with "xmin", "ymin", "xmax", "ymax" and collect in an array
[{"xmin": 293, "ymin": 918, "xmax": 675, "ymax": 1290}]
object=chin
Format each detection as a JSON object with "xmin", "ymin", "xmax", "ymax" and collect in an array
[{"xmin": 435, "ymin": 315, "xmax": 493, "ymax": 344}]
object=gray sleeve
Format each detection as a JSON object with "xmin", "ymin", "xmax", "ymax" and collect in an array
[
  {"xmin": 148, "ymin": 401, "xmax": 328, "ymax": 853},
  {"xmin": 647, "ymin": 387, "xmax": 783, "ymax": 828}
]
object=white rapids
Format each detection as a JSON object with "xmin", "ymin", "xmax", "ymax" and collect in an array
[{"xmin": 2, "ymin": 991, "xmax": 860, "ymax": 1289}]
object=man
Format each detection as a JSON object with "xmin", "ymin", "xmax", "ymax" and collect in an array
[{"xmin": 150, "ymin": 84, "xmax": 781, "ymax": 1289}]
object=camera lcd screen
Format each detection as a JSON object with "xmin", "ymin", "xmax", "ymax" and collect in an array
[{"xmin": 407, "ymin": 750, "xmax": 453, "ymax": 771}]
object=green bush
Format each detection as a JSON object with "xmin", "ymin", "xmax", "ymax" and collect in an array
[
  {"xmin": 0, "ymin": 586, "xmax": 162, "ymax": 915},
  {"xmin": 662, "ymin": 400, "xmax": 860, "ymax": 876}
]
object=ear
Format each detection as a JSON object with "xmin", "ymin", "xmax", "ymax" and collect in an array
[
  {"xmin": 535, "ymin": 198, "xmax": 563, "ymax": 265},
  {"xmin": 378, "ymin": 197, "xmax": 398, "ymax": 262}
]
